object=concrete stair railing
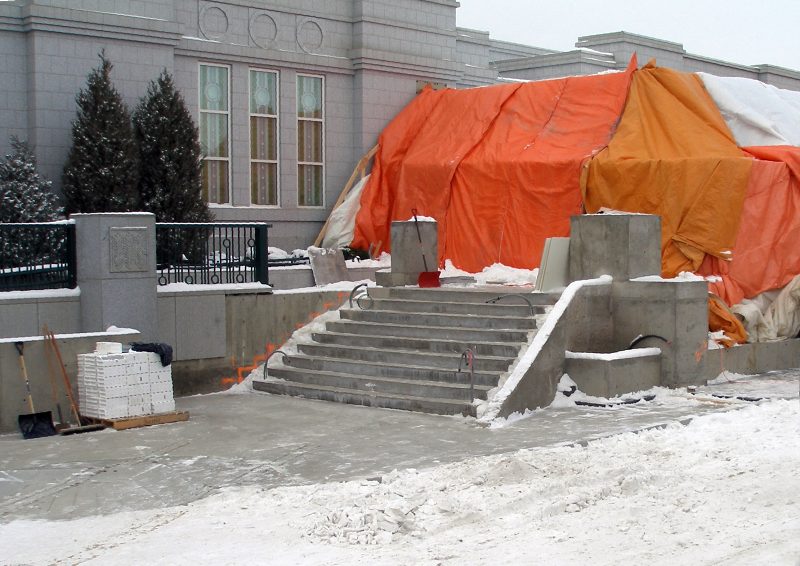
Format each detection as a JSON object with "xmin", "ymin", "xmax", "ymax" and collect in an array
[{"xmin": 253, "ymin": 286, "xmax": 557, "ymax": 416}]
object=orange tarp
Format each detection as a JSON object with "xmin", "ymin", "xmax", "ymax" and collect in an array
[
  {"xmin": 352, "ymin": 58, "xmax": 636, "ymax": 271},
  {"xmin": 583, "ymin": 64, "xmax": 753, "ymax": 277},
  {"xmin": 700, "ymin": 145, "xmax": 800, "ymax": 305}
]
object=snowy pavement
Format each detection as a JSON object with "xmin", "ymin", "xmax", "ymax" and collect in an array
[{"xmin": 1, "ymin": 370, "xmax": 798, "ymax": 565}]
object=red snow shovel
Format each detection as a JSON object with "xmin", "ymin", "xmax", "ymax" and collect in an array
[
  {"xmin": 15, "ymin": 342, "xmax": 57, "ymax": 439},
  {"xmin": 411, "ymin": 209, "xmax": 440, "ymax": 288}
]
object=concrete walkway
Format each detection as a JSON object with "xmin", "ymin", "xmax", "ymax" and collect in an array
[{"xmin": 1, "ymin": 370, "xmax": 797, "ymax": 523}]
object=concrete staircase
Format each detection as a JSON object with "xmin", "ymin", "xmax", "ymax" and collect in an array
[{"xmin": 253, "ymin": 286, "xmax": 557, "ymax": 416}]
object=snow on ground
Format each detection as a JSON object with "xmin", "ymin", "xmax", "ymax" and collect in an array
[{"xmin": 3, "ymin": 399, "xmax": 797, "ymax": 565}]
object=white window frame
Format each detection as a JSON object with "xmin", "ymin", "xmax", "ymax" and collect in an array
[
  {"xmin": 296, "ymin": 73, "xmax": 325, "ymax": 208},
  {"xmin": 199, "ymin": 62, "xmax": 231, "ymax": 206},
  {"xmin": 248, "ymin": 68, "xmax": 281, "ymax": 207}
]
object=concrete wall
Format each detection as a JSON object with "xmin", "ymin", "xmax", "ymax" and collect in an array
[
  {"xmin": 702, "ymin": 339, "xmax": 800, "ymax": 379},
  {"xmin": 0, "ymin": 329, "xmax": 140, "ymax": 433},
  {"xmin": 0, "ymin": 291, "xmax": 80, "ymax": 339},
  {"xmin": 166, "ymin": 288, "xmax": 352, "ymax": 395}
]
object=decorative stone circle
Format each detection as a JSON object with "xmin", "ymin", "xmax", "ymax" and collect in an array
[
  {"xmin": 296, "ymin": 18, "xmax": 323, "ymax": 53},
  {"xmin": 249, "ymin": 12, "xmax": 278, "ymax": 49},
  {"xmin": 200, "ymin": 5, "xmax": 229, "ymax": 40}
]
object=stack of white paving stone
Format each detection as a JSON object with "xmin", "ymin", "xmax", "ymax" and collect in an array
[{"xmin": 77, "ymin": 342, "xmax": 175, "ymax": 420}]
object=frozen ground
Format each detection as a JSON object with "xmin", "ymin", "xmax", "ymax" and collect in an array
[{"xmin": 1, "ymin": 371, "xmax": 798, "ymax": 565}]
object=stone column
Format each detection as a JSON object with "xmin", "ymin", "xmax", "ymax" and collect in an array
[
  {"xmin": 376, "ymin": 219, "xmax": 438, "ymax": 286},
  {"xmin": 73, "ymin": 213, "xmax": 158, "ymax": 342}
]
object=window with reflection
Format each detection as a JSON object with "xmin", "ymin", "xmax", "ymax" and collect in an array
[
  {"xmin": 297, "ymin": 74, "xmax": 324, "ymax": 207},
  {"xmin": 199, "ymin": 64, "xmax": 230, "ymax": 204},
  {"xmin": 250, "ymin": 69, "xmax": 279, "ymax": 206}
]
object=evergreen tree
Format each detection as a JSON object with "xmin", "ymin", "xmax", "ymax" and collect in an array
[
  {"xmin": 0, "ymin": 137, "xmax": 61, "ymax": 223},
  {"xmin": 0, "ymin": 138, "xmax": 63, "ymax": 267},
  {"xmin": 133, "ymin": 70, "xmax": 212, "ymax": 223},
  {"xmin": 62, "ymin": 52, "xmax": 140, "ymax": 214}
]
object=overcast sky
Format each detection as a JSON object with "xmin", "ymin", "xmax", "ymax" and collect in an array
[{"xmin": 456, "ymin": 0, "xmax": 800, "ymax": 71}]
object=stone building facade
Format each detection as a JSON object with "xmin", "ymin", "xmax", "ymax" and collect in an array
[{"xmin": 1, "ymin": 0, "xmax": 798, "ymax": 250}]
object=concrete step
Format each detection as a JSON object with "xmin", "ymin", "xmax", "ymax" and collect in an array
[
  {"xmin": 297, "ymin": 342, "xmax": 515, "ymax": 372},
  {"xmin": 370, "ymin": 286, "xmax": 560, "ymax": 305},
  {"xmin": 312, "ymin": 331, "xmax": 520, "ymax": 358},
  {"xmin": 267, "ymin": 366, "xmax": 492, "ymax": 401},
  {"xmin": 253, "ymin": 379, "xmax": 476, "ymax": 416},
  {"xmin": 339, "ymin": 308, "xmax": 538, "ymax": 330},
  {"xmin": 363, "ymin": 297, "xmax": 545, "ymax": 317},
  {"xmin": 284, "ymin": 355, "xmax": 502, "ymax": 386},
  {"xmin": 326, "ymin": 320, "xmax": 531, "ymax": 343}
]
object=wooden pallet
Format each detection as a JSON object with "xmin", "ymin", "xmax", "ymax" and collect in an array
[{"xmin": 82, "ymin": 411, "xmax": 189, "ymax": 431}]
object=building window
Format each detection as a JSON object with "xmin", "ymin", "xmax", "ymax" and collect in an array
[
  {"xmin": 199, "ymin": 64, "xmax": 230, "ymax": 204},
  {"xmin": 250, "ymin": 69, "xmax": 279, "ymax": 206},
  {"xmin": 296, "ymin": 74, "xmax": 324, "ymax": 207}
]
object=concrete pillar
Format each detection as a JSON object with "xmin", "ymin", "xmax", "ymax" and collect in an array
[
  {"xmin": 569, "ymin": 214, "xmax": 662, "ymax": 281},
  {"xmin": 377, "ymin": 219, "xmax": 438, "ymax": 286},
  {"xmin": 73, "ymin": 213, "xmax": 158, "ymax": 341},
  {"xmin": 612, "ymin": 280, "xmax": 708, "ymax": 387}
]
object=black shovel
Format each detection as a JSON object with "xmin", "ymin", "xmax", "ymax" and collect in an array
[{"xmin": 15, "ymin": 342, "xmax": 57, "ymax": 439}]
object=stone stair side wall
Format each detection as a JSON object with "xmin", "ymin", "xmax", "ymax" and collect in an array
[{"xmin": 480, "ymin": 276, "xmax": 613, "ymax": 421}]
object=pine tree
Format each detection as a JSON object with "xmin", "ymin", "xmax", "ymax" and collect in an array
[
  {"xmin": 133, "ymin": 70, "xmax": 212, "ymax": 223},
  {"xmin": 0, "ymin": 138, "xmax": 63, "ymax": 267},
  {"xmin": 62, "ymin": 52, "xmax": 140, "ymax": 214},
  {"xmin": 0, "ymin": 137, "xmax": 61, "ymax": 223}
]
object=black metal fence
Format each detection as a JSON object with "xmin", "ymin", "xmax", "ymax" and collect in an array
[
  {"xmin": 0, "ymin": 222, "xmax": 77, "ymax": 291},
  {"xmin": 155, "ymin": 222, "xmax": 271, "ymax": 285}
]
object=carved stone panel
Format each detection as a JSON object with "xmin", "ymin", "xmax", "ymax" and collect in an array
[{"xmin": 109, "ymin": 227, "xmax": 148, "ymax": 273}]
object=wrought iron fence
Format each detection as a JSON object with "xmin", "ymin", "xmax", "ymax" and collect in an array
[
  {"xmin": 155, "ymin": 223, "xmax": 271, "ymax": 286},
  {"xmin": 0, "ymin": 221, "xmax": 77, "ymax": 291}
]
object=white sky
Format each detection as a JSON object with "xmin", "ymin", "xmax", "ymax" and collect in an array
[{"xmin": 456, "ymin": 0, "xmax": 800, "ymax": 71}]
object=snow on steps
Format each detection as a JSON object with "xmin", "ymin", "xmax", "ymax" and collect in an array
[{"xmin": 252, "ymin": 286, "xmax": 556, "ymax": 416}]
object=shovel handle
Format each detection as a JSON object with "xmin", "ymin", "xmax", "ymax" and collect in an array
[{"xmin": 15, "ymin": 341, "xmax": 23, "ymax": 356}]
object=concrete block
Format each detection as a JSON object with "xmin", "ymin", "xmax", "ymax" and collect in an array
[
  {"xmin": 566, "ymin": 352, "xmax": 662, "ymax": 398},
  {"xmin": 612, "ymin": 280, "xmax": 707, "ymax": 387},
  {"xmin": 390, "ymin": 219, "xmax": 438, "ymax": 284},
  {"xmin": 0, "ymin": 302, "xmax": 38, "ymax": 338},
  {"xmin": 175, "ymin": 294, "xmax": 226, "ymax": 361},
  {"xmin": 569, "ymin": 214, "xmax": 661, "ymax": 281}
]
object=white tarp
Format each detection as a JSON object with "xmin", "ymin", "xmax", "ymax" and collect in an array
[
  {"xmin": 321, "ymin": 174, "xmax": 369, "ymax": 249},
  {"xmin": 698, "ymin": 72, "xmax": 800, "ymax": 147},
  {"xmin": 732, "ymin": 274, "xmax": 800, "ymax": 342}
]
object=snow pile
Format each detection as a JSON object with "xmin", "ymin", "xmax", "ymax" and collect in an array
[
  {"xmin": 439, "ymin": 260, "xmax": 539, "ymax": 286},
  {"xmin": 346, "ymin": 252, "xmax": 391, "ymax": 269}
]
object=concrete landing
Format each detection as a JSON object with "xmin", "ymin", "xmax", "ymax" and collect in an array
[{"xmin": 1, "ymin": 368, "xmax": 796, "ymax": 523}]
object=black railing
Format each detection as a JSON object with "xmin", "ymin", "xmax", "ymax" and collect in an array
[
  {"xmin": 155, "ymin": 222, "xmax": 271, "ymax": 286},
  {"xmin": 0, "ymin": 222, "xmax": 77, "ymax": 291}
]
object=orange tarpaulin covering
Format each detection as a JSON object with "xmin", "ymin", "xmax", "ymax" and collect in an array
[
  {"xmin": 352, "ymin": 58, "xmax": 636, "ymax": 272},
  {"xmin": 583, "ymin": 64, "xmax": 753, "ymax": 277},
  {"xmin": 699, "ymin": 145, "xmax": 800, "ymax": 306}
]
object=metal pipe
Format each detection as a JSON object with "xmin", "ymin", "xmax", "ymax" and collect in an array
[
  {"xmin": 348, "ymin": 282, "xmax": 372, "ymax": 308},
  {"xmin": 458, "ymin": 348, "xmax": 476, "ymax": 402},
  {"xmin": 263, "ymin": 349, "xmax": 289, "ymax": 380},
  {"xmin": 485, "ymin": 294, "xmax": 535, "ymax": 316}
]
